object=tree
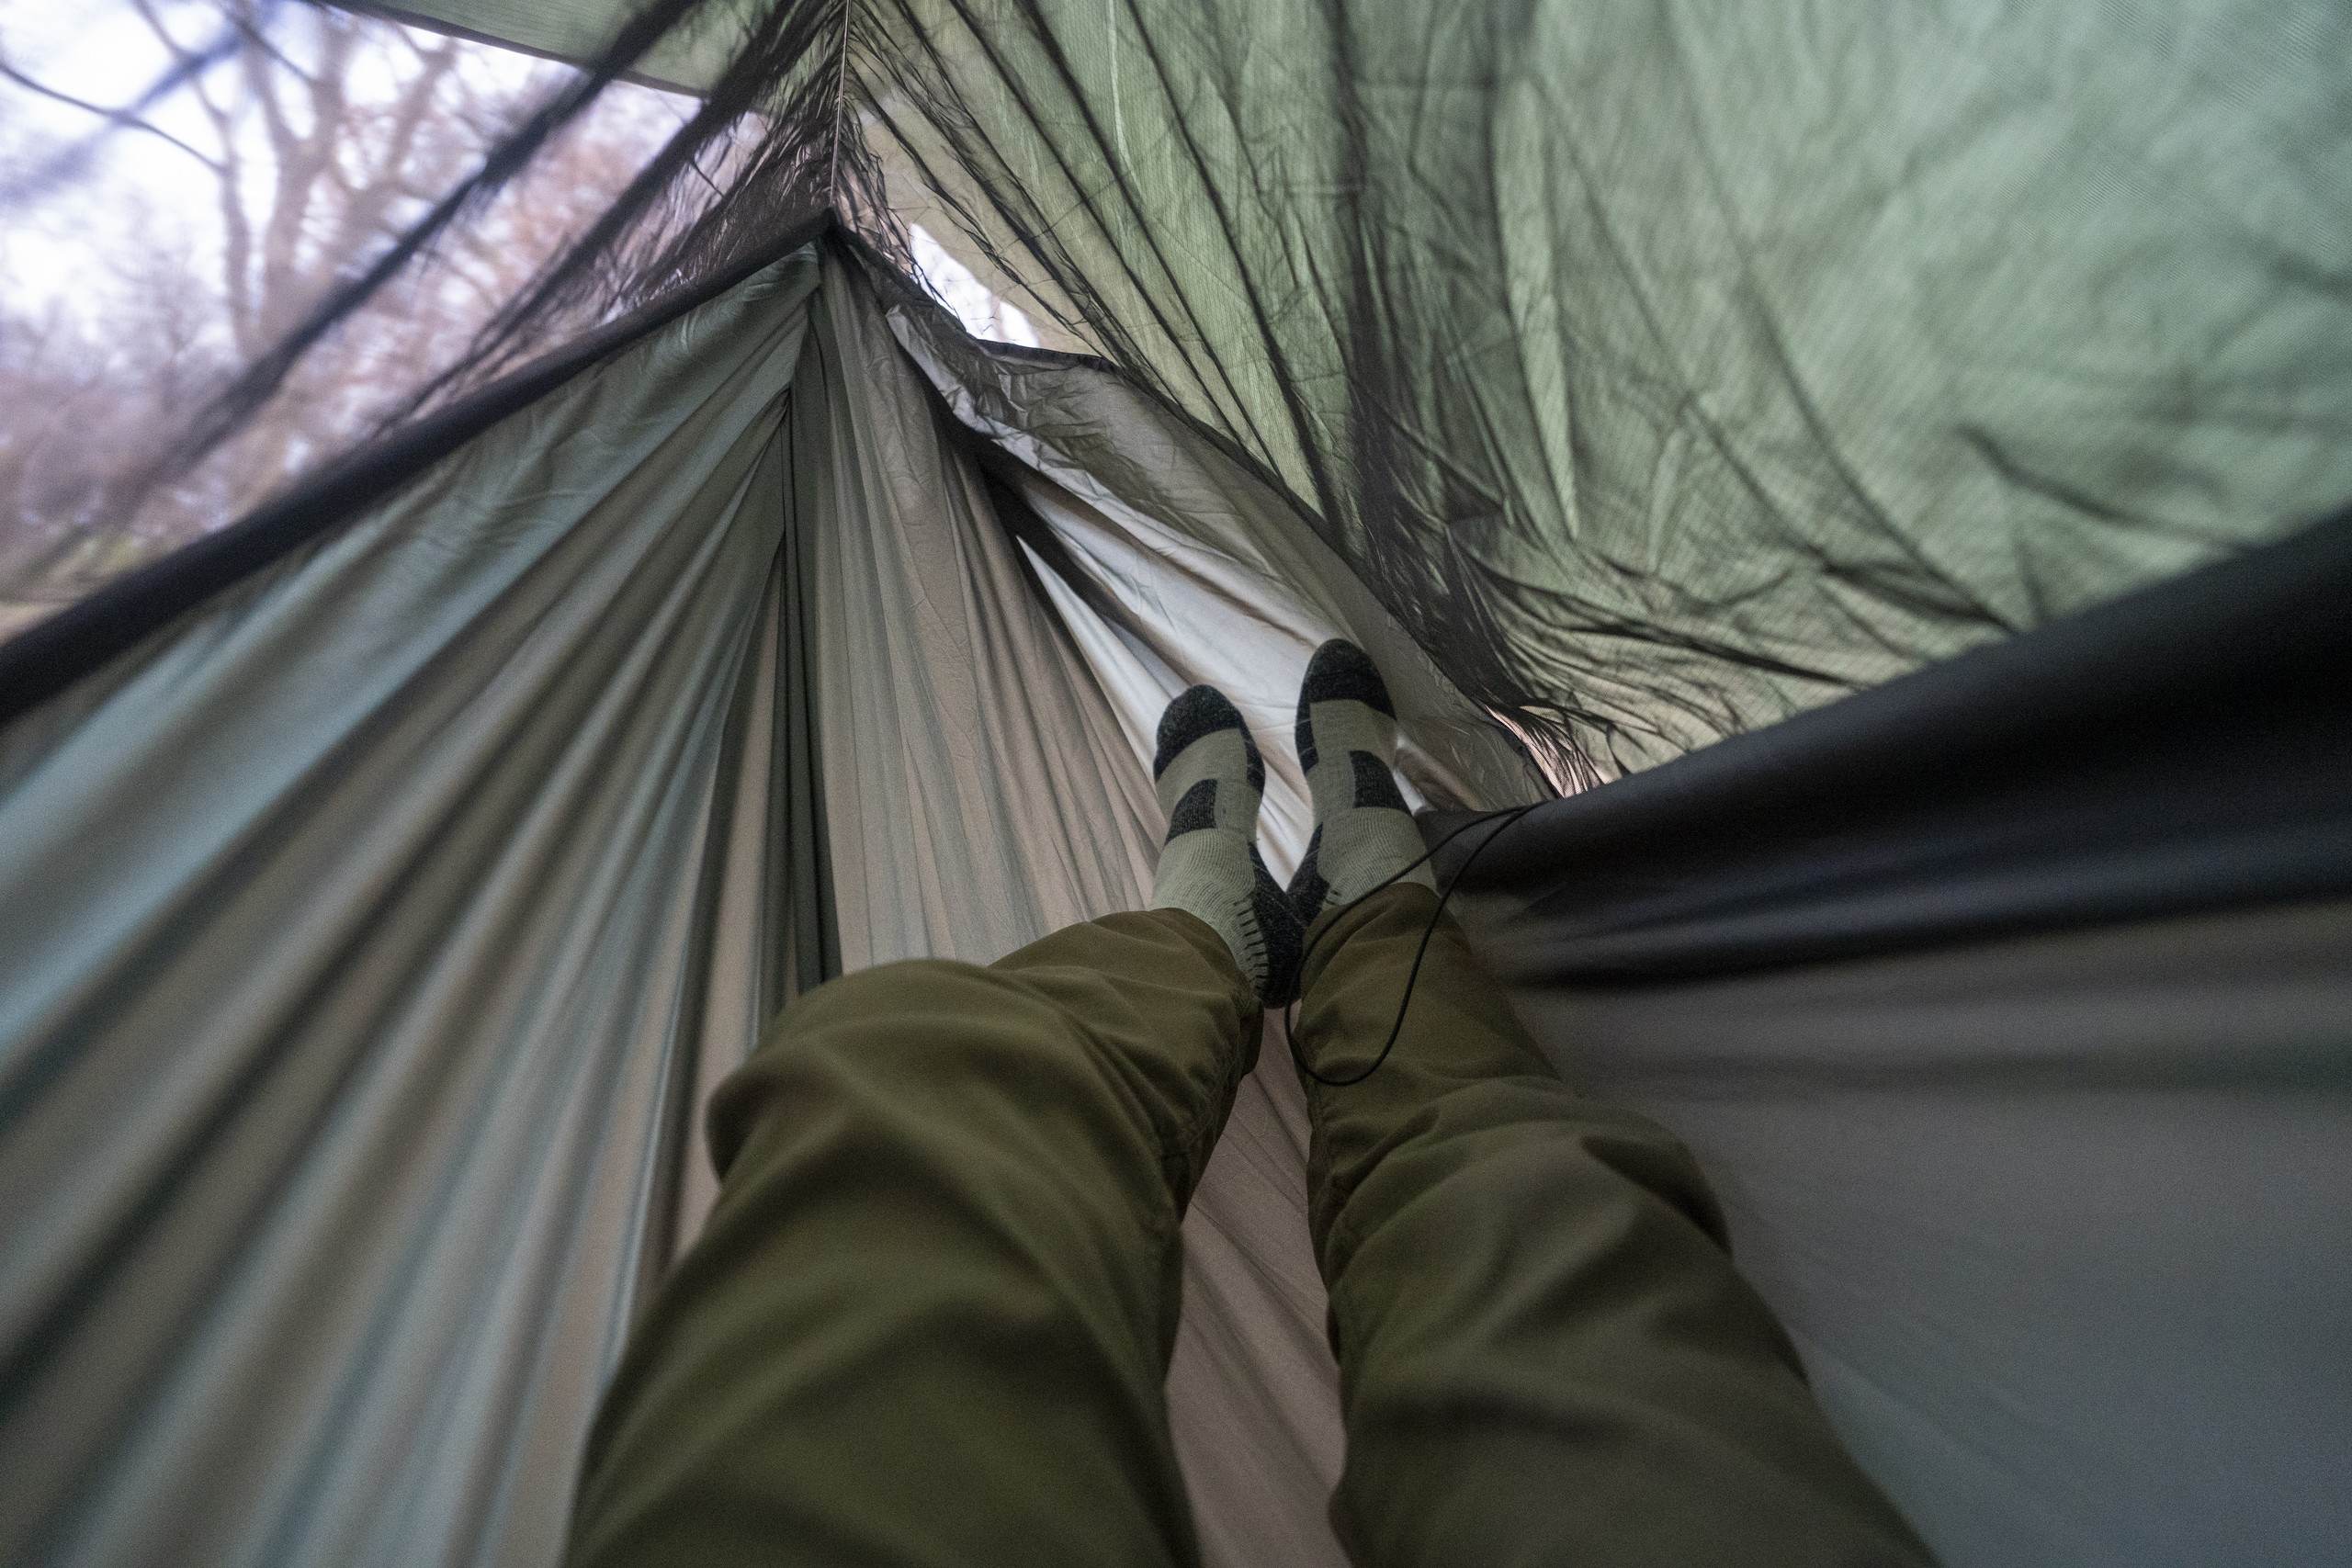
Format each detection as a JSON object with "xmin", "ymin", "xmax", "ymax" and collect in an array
[{"xmin": 0, "ymin": 0, "xmax": 677, "ymax": 621}]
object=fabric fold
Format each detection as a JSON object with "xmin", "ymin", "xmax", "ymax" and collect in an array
[{"xmin": 0, "ymin": 252, "xmax": 820, "ymax": 1568}]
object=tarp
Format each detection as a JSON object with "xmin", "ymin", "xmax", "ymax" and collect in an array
[
  {"xmin": 0, "ymin": 241, "xmax": 1536, "ymax": 1568},
  {"xmin": 0, "ymin": 252, "xmax": 821, "ymax": 1566},
  {"xmin": 870, "ymin": 257, "xmax": 1546, "ymax": 1563},
  {"xmin": 1434, "ymin": 502, "xmax": 2352, "ymax": 1568},
  {"xmin": 879, "ymin": 255, "xmax": 2352, "ymax": 1568},
  {"xmin": 1506, "ymin": 898, "xmax": 2352, "ymax": 1568},
  {"xmin": 17, "ymin": 1, "xmax": 2347, "ymax": 788},
  {"xmin": 298, "ymin": 0, "xmax": 2352, "ymax": 785},
  {"xmin": 355, "ymin": 0, "xmax": 763, "ymax": 91},
  {"xmin": 6, "ymin": 221, "xmax": 2351, "ymax": 1567}
]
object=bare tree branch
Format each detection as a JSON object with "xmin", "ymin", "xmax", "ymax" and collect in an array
[
  {"xmin": 3, "ymin": 0, "xmax": 682, "ymax": 599},
  {"xmin": 123, "ymin": 0, "xmax": 210, "ymax": 75},
  {"xmin": 0, "ymin": 52, "xmax": 224, "ymax": 170},
  {"xmin": 220, "ymin": 0, "xmax": 312, "ymax": 85}
]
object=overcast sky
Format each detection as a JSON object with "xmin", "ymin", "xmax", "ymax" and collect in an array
[
  {"xmin": 0, "ymin": 1, "xmax": 558, "ymax": 323},
  {"xmin": 0, "ymin": 0, "xmax": 1031, "ymax": 343}
]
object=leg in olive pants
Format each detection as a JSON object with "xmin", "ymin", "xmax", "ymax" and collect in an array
[
  {"xmin": 564, "ymin": 887, "xmax": 1932, "ymax": 1568},
  {"xmin": 1300, "ymin": 886, "xmax": 1930, "ymax": 1567}
]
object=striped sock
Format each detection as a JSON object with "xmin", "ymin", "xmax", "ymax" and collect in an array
[
  {"xmin": 1149, "ymin": 685, "xmax": 1301, "ymax": 1005},
  {"xmin": 1288, "ymin": 640, "xmax": 1435, "ymax": 925}
]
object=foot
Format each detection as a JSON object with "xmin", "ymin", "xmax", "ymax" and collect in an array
[
  {"xmin": 1288, "ymin": 640, "xmax": 1435, "ymax": 925},
  {"xmin": 1149, "ymin": 685, "xmax": 1302, "ymax": 1004}
]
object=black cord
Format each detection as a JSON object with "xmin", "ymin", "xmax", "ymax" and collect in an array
[{"xmin": 1279, "ymin": 804, "xmax": 1538, "ymax": 1088}]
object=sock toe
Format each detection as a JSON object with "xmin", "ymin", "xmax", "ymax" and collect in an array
[
  {"xmin": 1150, "ymin": 684, "xmax": 1290, "ymax": 1002},
  {"xmin": 1156, "ymin": 684, "xmax": 1263, "ymax": 793},
  {"xmin": 1291, "ymin": 642, "xmax": 1434, "ymax": 922},
  {"xmin": 1300, "ymin": 638, "xmax": 1396, "ymax": 714},
  {"xmin": 1295, "ymin": 640, "xmax": 1392, "ymax": 773}
]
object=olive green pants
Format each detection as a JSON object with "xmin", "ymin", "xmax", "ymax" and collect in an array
[{"xmin": 565, "ymin": 886, "xmax": 1931, "ymax": 1567}]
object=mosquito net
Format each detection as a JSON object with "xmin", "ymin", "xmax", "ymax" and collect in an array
[
  {"xmin": 7, "ymin": 0, "xmax": 2344, "ymax": 779},
  {"xmin": 0, "ymin": 4, "xmax": 2346, "ymax": 1568}
]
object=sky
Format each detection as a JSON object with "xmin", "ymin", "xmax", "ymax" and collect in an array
[
  {"xmin": 0, "ymin": 1, "xmax": 566, "ymax": 324},
  {"xmin": 4, "ymin": 1, "xmax": 205, "ymax": 314},
  {"xmin": 0, "ymin": 0, "xmax": 1038, "ymax": 345}
]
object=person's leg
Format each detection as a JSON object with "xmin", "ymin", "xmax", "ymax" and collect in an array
[
  {"xmin": 563, "ymin": 910, "xmax": 1252, "ymax": 1568},
  {"xmin": 1297, "ymin": 890, "xmax": 1932, "ymax": 1566},
  {"xmin": 1286, "ymin": 641, "xmax": 1932, "ymax": 1567},
  {"xmin": 564, "ymin": 685, "xmax": 1292, "ymax": 1568}
]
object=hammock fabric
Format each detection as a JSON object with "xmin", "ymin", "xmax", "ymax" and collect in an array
[{"xmin": 1, "ymin": 3, "xmax": 2347, "ymax": 1565}]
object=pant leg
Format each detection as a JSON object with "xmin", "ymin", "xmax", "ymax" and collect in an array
[
  {"xmin": 1298, "ymin": 885, "xmax": 1934, "ymax": 1568},
  {"xmin": 565, "ymin": 908, "xmax": 1260, "ymax": 1568}
]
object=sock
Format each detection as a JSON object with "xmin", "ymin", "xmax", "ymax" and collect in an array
[
  {"xmin": 1150, "ymin": 685, "xmax": 1301, "ymax": 1005},
  {"xmin": 1288, "ymin": 639, "xmax": 1436, "ymax": 925}
]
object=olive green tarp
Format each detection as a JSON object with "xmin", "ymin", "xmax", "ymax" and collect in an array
[{"xmin": 370, "ymin": 0, "xmax": 2352, "ymax": 783}]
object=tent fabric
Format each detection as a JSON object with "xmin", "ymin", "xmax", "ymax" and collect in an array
[
  {"xmin": 1440, "ymin": 503, "xmax": 2352, "ymax": 984},
  {"xmin": 789, "ymin": 249, "xmax": 1548, "ymax": 1566},
  {"xmin": 0, "ymin": 253, "xmax": 820, "ymax": 1567},
  {"xmin": 846, "ymin": 0, "xmax": 2352, "ymax": 777},
  {"xmin": 0, "ymin": 235, "xmax": 1543, "ymax": 1567},
  {"xmin": 1500, "ymin": 899, "xmax": 2352, "ymax": 1568},
  {"xmin": 790, "ymin": 251, "xmax": 1159, "ymax": 964},
  {"xmin": 0, "ymin": 193, "xmax": 2346, "ymax": 1568},
  {"xmin": 356, "ymin": 0, "xmax": 764, "ymax": 93},
  {"xmin": 0, "ymin": 223, "xmax": 832, "ymax": 734},
  {"xmin": 290, "ymin": 0, "xmax": 2352, "ymax": 784},
  {"xmin": 24, "ymin": 1, "xmax": 2346, "ymax": 791},
  {"xmin": 808, "ymin": 254, "xmax": 2352, "ymax": 1566},
  {"xmin": 1416, "ymin": 505, "xmax": 2352, "ymax": 1567}
]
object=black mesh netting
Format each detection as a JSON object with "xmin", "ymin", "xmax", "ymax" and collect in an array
[
  {"xmin": 0, "ymin": 0, "xmax": 892, "ymax": 640},
  {"xmin": 6, "ymin": 0, "xmax": 2347, "ymax": 783}
]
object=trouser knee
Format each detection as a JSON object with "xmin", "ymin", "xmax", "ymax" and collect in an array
[{"xmin": 708, "ymin": 957, "xmax": 1152, "ymax": 1178}]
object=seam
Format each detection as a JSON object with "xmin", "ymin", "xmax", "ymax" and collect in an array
[{"xmin": 824, "ymin": 0, "xmax": 854, "ymax": 208}]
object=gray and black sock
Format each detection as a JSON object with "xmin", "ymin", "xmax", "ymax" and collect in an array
[
  {"xmin": 1150, "ymin": 685, "xmax": 1302, "ymax": 1004},
  {"xmin": 1288, "ymin": 639, "xmax": 1436, "ymax": 925}
]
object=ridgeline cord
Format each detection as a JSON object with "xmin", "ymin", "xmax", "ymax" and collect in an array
[{"xmin": 1279, "ymin": 804, "xmax": 1539, "ymax": 1088}]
